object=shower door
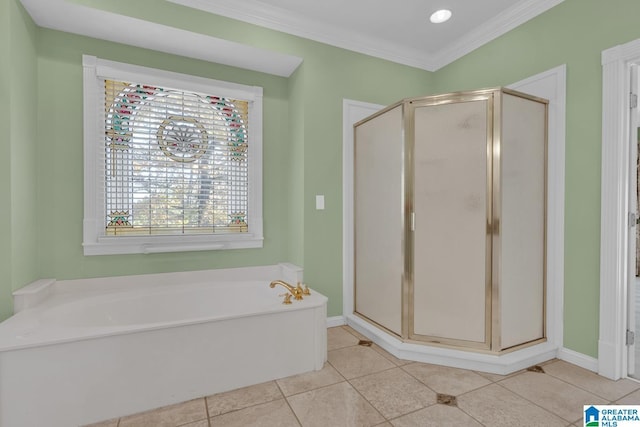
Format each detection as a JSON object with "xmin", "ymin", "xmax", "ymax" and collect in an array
[
  {"xmin": 409, "ymin": 95, "xmax": 493, "ymax": 349},
  {"xmin": 408, "ymin": 90, "xmax": 546, "ymax": 350},
  {"xmin": 498, "ymin": 92, "xmax": 546, "ymax": 349},
  {"xmin": 354, "ymin": 104, "xmax": 405, "ymax": 336}
]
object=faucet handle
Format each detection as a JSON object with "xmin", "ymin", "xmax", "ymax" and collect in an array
[
  {"xmin": 279, "ymin": 293, "xmax": 293, "ymax": 304},
  {"xmin": 300, "ymin": 283, "xmax": 311, "ymax": 296}
]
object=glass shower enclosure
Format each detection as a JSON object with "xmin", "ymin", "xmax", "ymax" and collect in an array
[{"xmin": 354, "ymin": 87, "xmax": 548, "ymax": 353}]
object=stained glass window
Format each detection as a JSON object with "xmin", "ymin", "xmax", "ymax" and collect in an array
[
  {"xmin": 82, "ymin": 55, "xmax": 263, "ymax": 255},
  {"xmin": 103, "ymin": 80, "xmax": 249, "ymax": 236}
]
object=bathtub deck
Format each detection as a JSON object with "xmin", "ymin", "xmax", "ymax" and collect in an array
[{"xmin": 0, "ymin": 264, "xmax": 327, "ymax": 427}]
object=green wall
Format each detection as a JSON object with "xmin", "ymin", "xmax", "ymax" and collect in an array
[
  {"xmin": 0, "ymin": 0, "xmax": 12, "ymax": 320},
  {"xmin": 286, "ymin": 63, "xmax": 305, "ymax": 266},
  {"xmin": 298, "ymin": 47, "xmax": 433, "ymax": 312},
  {"xmin": 36, "ymin": 30, "xmax": 293, "ymax": 280},
  {"xmin": 29, "ymin": 7, "xmax": 432, "ymax": 321},
  {"xmin": 432, "ymin": 0, "xmax": 640, "ymax": 359},
  {"xmin": 0, "ymin": 0, "xmax": 38, "ymax": 321},
  {"xmin": 7, "ymin": 0, "xmax": 637, "ymax": 360}
]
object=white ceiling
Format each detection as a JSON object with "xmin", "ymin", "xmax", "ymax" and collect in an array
[
  {"xmin": 20, "ymin": 0, "xmax": 564, "ymax": 75},
  {"xmin": 167, "ymin": 0, "xmax": 564, "ymax": 70}
]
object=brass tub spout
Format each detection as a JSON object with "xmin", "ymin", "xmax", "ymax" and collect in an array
[{"xmin": 270, "ymin": 280, "xmax": 304, "ymax": 301}]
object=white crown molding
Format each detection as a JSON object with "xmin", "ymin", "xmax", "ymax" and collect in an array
[
  {"xmin": 168, "ymin": 0, "xmax": 437, "ymax": 70},
  {"xmin": 431, "ymin": 0, "xmax": 565, "ymax": 69},
  {"xmin": 19, "ymin": 0, "xmax": 302, "ymax": 77},
  {"xmin": 169, "ymin": 0, "xmax": 564, "ymax": 72},
  {"xmin": 20, "ymin": 0, "xmax": 564, "ymax": 74}
]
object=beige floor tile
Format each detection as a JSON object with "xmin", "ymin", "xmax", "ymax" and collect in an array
[
  {"xmin": 374, "ymin": 423, "xmax": 393, "ymax": 427},
  {"xmin": 342, "ymin": 325, "xmax": 369, "ymax": 340},
  {"xmin": 206, "ymin": 381, "xmax": 282, "ymax": 417},
  {"xmin": 328, "ymin": 326, "xmax": 361, "ymax": 350},
  {"xmin": 287, "ymin": 381, "xmax": 385, "ymax": 427},
  {"xmin": 500, "ymin": 371, "xmax": 607, "ymax": 423},
  {"xmin": 402, "ymin": 363, "xmax": 491, "ymax": 396},
  {"xmin": 615, "ymin": 387, "xmax": 640, "ymax": 404},
  {"xmin": 277, "ymin": 363, "xmax": 344, "ymax": 396},
  {"xmin": 119, "ymin": 398, "xmax": 208, "ymax": 427},
  {"xmin": 371, "ymin": 344, "xmax": 413, "ymax": 366},
  {"xmin": 209, "ymin": 399, "xmax": 299, "ymax": 427},
  {"xmin": 180, "ymin": 420, "xmax": 209, "ymax": 427},
  {"xmin": 474, "ymin": 369, "xmax": 523, "ymax": 382},
  {"xmin": 544, "ymin": 360, "xmax": 640, "ymax": 401},
  {"xmin": 350, "ymin": 367, "xmax": 437, "ymax": 419},
  {"xmin": 457, "ymin": 383, "xmax": 567, "ymax": 427},
  {"xmin": 328, "ymin": 345, "xmax": 396, "ymax": 379},
  {"xmin": 390, "ymin": 404, "xmax": 482, "ymax": 427},
  {"xmin": 339, "ymin": 326, "xmax": 412, "ymax": 366},
  {"xmin": 83, "ymin": 419, "xmax": 119, "ymax": 427}
]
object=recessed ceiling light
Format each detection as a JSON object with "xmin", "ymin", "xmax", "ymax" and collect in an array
[{"xmin": 430, "ymin": 9, "xmax": 452, "ymax": 24}]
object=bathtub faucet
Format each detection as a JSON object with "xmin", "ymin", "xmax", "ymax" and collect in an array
[{"xmin": 269, "ymin": 280, "xmax": 304, "ymax": 303}]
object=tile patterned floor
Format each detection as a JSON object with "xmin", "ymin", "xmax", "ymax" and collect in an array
[{"xmin": 87, "ymin": 326, "xmax": 640, "ymax": 427}]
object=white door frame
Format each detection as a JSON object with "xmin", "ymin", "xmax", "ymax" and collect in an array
[
  {"xmin": 627, "ymin": 64, "xmax": 638, "ymax": 378},
  {"xmin": 600, "ymin": 38, "xmax": 640, "ymax": 380},
  {"xmin": 342, "ymin": 65, "xmax": 567, "ymax": 369},
  {"xmin": 342, "ymin": 99, "xmax": 385, "ymax": 320}
]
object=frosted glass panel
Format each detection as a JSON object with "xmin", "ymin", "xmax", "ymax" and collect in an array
[
  {"xmin": 499, "ymin": 94, "xmax": 546, "ymax": 348},
  {"xmin": 412, "ymin": 100, "xmax": 489, "ymax": 344},
  {"xmin": 354, "ymin": 106, "xmax": 403, "ymax": 335}
]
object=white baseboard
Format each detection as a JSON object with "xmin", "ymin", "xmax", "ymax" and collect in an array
[
  {"xmin": 328, "ymin": 316, "xmax": 601, "ymax": 376},
  {"xmin": 326, "ymin": 316, "xmax": 346, "ymax": 328},
  {"xmin": 558, "ymin": 347, "xmax": 598, "ymax": 373},
  {"xmin": 345, "ymin": 314, "xmax": 558, "ymax": 375}
]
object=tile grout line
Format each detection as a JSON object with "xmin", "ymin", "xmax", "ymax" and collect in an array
[
  {"xmin": 338, "ymin": 348, "xmax": 490, "ymax": 426},
  {"xmin": 397, "ymin": 362, "xmax": 479, "ymax": 396},
  {"xmin": 282, "ymin": 377, "xmax": 350, "ymax": 398},
  {"xmin": 343, "ymin": 370, "xmax": 389, "ymax": 423},
  {"xmin": 615, "ymin": 386, "xmax": 640, "ymax": 402},
  {"xmin": 444, "ymin": 383, "xmax": 492, "ymax": 427},
  {"xmin": 397, "ymin": 362, "xmax": 443, "ymax": 397},
  {"xmin": 393, "ymin": 363, "xmax": 514, "ymax": 427},
  {"xmin": 203, "ymin": 396, "xmax": 211, "ymax": 427},
  {"xmin": 275, "ymin": 380, "xmax": 304, "ymax": 427},
  {"xmin": 493, "ymin": 379, "xmax": 582, "ymax": 425},
  {"xmin": 539, "ymin": 361, "xmax": 639, "ymax": 402},
  {"xmin": 205, "ymin": 381, "xmax": 284, "ymax": 421}
]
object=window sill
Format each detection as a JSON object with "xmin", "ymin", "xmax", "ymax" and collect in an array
[{"xmin": 83, "ymin": 234, "xmax": 263, "ymax": 256}]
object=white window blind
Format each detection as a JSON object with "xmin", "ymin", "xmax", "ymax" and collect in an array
[
  {"xmin": 103, "ymin": 80, "xmax": 249, "ymax": 236},
  {"xmin": 82, "ymin": 55, "xmax": 264, "ymax": 255}
]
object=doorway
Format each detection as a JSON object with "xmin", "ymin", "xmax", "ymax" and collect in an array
[
  {"xmin": 633, "ymin": 71, "xmax": 640, "ymax": 378},
  {"xmin": 600, "ymin": 38, "xmax": 640, "ymax": 380}
]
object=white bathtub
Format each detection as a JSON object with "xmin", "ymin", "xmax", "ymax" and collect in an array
[{"xmin": 0, "ymin": 263, "xmax": 327, "ymax": 427}]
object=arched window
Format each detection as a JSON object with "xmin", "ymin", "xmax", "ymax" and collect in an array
[{"xmin": 83, "ymin": 56, "xmax": 263, "ymax": 255}]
